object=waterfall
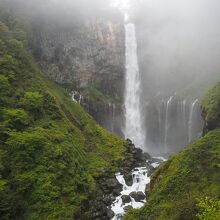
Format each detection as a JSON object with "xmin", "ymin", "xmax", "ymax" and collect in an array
[
  {"xmin": 164, "ymin": 96, "xmax": 173, "ymax": 153},
  {"xmin": 182, "ymin": 99, "xmax": 187, "ymax": 129},
  {"xmin": 71, "ymin": 91, "xmax": 83, "ymax": 104},
  {"xmin": 188, "ymin": 99, "xmax": 199, "ymax": 143},
  {"xmin": 124, "ymin": 23, "xmax": 145, "ymax": 149}
]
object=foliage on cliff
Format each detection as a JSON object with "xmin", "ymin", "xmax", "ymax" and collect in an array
[
  {"xmin": 125, "ymin": 82, "xmax": 220, "ymax": 220},
  {"xmin": 202, "ymin": 82, "xmax": 220, "ymax": 130},
  {"xmin": 0, "ymin": 13, "xmax": 126, "ymax": 220}
]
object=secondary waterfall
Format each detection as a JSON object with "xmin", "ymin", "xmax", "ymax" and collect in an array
[
  {"xmin": 164, "ymin": 96, "xmax": 174, "ymax": 153},
  {"xmin": 124, "ymin": 23, "xmax": 145, "ymax": 149},
  {"xmin": 188, "ymin": 99, "xmax": 199, "ymax": 143}
]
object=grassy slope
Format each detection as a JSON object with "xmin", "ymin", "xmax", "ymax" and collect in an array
[
  {"xmin": 125, "ymin": 82, "xmax": 220, "ymax": 220},
  {"xmin": 0, "ymin": 13, "xmax": 126, "ymax": 220}
]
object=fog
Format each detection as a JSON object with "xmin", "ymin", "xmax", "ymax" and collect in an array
[
  {"xmin": 131, "ymin": 0, "xmax": 220, "ymax": 155},
  {"xmin": 134, "ymin": 0, "xmax": 220, "ymax": 97},
  {"xmin": 1, "ymin": 0, "xmax": 220, "ymax": 155}
]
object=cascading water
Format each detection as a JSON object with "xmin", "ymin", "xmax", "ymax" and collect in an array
[
  {"xmin": 111, "ymin": 158, "xmax": 166, "ymax": 220},
  {"xmin": 164, "ymin": 96, "xmax": 173, "ymax": 153},
  {"xmin": 188, "ymin": 99, "xmax": 199, "ymax": 143},
  {"xmin": 124, "ymin": 23, "xmax": 145, "ymax": 150}
]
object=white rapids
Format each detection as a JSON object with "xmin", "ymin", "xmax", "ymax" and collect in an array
[{"xmin": 111, "ymin": 157, "xmax": 166, "ymax": 220}]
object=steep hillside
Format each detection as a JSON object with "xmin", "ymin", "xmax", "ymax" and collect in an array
[
  {"xmin": 0, "ymin": 0, "xmax": 125, "ymax": 136},
  {"xmin": 0, "ymin": 13, "xmax": 128, "ymax": 220},
  {"xmin": 125, "ymin": 82, "xmax": 220, "ymax": 220}
]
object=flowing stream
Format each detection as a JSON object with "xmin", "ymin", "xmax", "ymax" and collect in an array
[{"xmin": 111, "ymin": 157, "xmax": 166, "ymax": 219}]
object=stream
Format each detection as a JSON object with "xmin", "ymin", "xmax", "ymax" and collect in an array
[{"xmin": 111, "ymin": 157, "xmax": 166, "ymax": 219}]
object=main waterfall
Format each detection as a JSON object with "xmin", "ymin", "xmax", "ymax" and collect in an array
[{"xmin": 124, "ymin": 23, "xmax": 145, "ymax": 150}]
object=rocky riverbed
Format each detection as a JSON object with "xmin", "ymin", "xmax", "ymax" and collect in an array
[
  {"xmin": 78, "ymin": 140, "xmax": 166, "ymax": 220},
  {"xmin": 110, "ymin": 156, "xmax": 166, "ymax": 219}
]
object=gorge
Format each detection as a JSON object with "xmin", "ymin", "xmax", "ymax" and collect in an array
[{"xmin": 0, "ymin": 0, "xmax": 219, "ymax": 220}]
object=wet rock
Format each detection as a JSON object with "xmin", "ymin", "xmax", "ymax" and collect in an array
[
  {"xmin": 129, "ymin": 191, "xmax": 145, "ymax": 202},
  {"xmin": 129, "ymin": 191, "xmax": 137, "ymax": 200},
  {"xmin": 136, "ymin": 191, "xmax": 146, "ymax": 201},
  {"xmin": 123, "ymin": 205, "xmax": 133, "ymax": 212},
  {"xmin": 107, "ymin": 209, "xmax": 115, "ymax": 219},
  {"xmin": 121, "ymin": 195, "xmax": 131, "ymax": 204},
  {"xmin": 124, "ymin": 173, "xmax": 133, "ymax": 186}
]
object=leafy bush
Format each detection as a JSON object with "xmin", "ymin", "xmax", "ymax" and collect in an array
[{"xmin": 197, "ymin": 197, "xmax": 220, "ymax": 220}]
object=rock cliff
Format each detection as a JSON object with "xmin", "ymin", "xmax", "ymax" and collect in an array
[{"xmin": 30, "ymin": 11, "xmax": 125, "ymax": 134}]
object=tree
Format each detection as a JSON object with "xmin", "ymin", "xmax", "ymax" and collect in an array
[
  {"xmin": 3, "ymin": 108, "xmax": 29, "ymax": 130},
  {"xmin": 22, "ymin": 92, "xmax": 44, "ymax": 118}
]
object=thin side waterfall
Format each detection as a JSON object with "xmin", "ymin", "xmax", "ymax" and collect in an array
[
  {"xmin": 124, "ymin": 23, "xmax": 145, "ymax": 149},
  {"xmin": 182, "ymin": 99, "xmax": 187, "ymax": 130},
  {"xmin": 188, "ymin": 99, "xmax": 199, "ymax": 143},
  {"xmin": 164, "ymin": 96, "xmax": 173, "ymax": 153}
]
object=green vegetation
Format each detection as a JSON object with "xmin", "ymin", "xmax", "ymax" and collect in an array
[
  {"xmin": 202, "ymin": 82, "xmax": 220, "ymax": 130},
  {"xmin": 125, "ymin": 82, "xmax": 220, "ymax": 220},
  {"xmin": 0, "ymin": 14, "xmax": 126, "ymax": 220},
  {"xmin": 196, "ymin": 197, "xmax": 220, "ymax": 220},
  {"xmin": 125, "ymin": 129, "xmax": 220, "ymax": 220}
]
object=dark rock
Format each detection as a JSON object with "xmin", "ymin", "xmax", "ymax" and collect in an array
[
  {"xmin": 136, "ymin": 191, "xmax": 146, "ymax": 201},
  {"xmin": 129, "ymin": 191, "xmax": 145, "ymax": 202},
  {"xmin": 121, "ymin": 195, "xmax": 131, "ymax": 204},
  {"xmin": 124, "ymin": 173, "xmax": 133, "ymax": 186},
  {"xmin": 107, "ymin": 209, "xmax": 115, "ymax": 219},
  {"xmin": 129, "ymin": 191, "xmax": 137, "ymax": 200}
]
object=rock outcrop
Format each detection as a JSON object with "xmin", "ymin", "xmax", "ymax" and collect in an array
[{"xmin": 30, "ymin": 11, "xmax": 125, "ymax": 134}]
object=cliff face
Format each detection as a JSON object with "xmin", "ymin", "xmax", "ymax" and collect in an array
[{"xmin": 30, "ymin": 13, "xmax": 125, "ymax": 134}]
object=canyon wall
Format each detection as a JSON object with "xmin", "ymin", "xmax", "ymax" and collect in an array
[{"xmin": 29, "ymin": 10, "xmax": 125, "ymax": 135}]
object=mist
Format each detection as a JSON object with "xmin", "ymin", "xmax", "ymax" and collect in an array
[
  {"xmin": 1, "ymin": 0, "xmax": 219, "ymax": 155},
  {"xmin": 134, "ymin": 0, "xmax": 220, "ymax": 97}
]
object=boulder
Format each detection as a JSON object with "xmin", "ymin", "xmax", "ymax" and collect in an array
[
  {"xmin": 129, "ymin": 191, "xmax": 145, "ymax": 202},
  {"xmin": 121, "ymin": 195, "xmax": 131, "ymax": 204},
  {"xmin": 136, "ymin": 191, "xmax": 146, "ymax": 201},
  {"xmin": 107, "ymin": 209, "xmax": 115, "ymax": 219},
  {"xmin": 124, "ymin": 173, "xmax": 133, "ymax": 186}
]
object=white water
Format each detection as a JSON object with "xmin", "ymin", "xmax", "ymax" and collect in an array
[
  {"xmin": 124, "ymin": 23, "xmax": 145, "ymax": 150},
  {"xmin": 188, "ymin": 99, "xmax": 199, "ymax": 143},
  {"xmin": 111, "ymin": 167, "xmax": 149, "ymax": 219},
  {"xmin": 71, "ymin": 91, "xmax": 83, "ymax": 104},
  {"xmin": 164, "ymin": 96, "xmax": 174, "ymax": 153},
  {"xmin": 182, "ymin": 99, "xmax": 187, "ymax": 130},
  {"xmin": 111, "ymin": 157, "xmax": 166, "ymax": 219}
]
